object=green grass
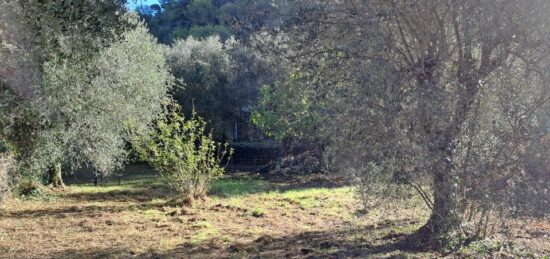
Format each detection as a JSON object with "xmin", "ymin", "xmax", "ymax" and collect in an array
[
  {"xmin": 273, "ymin": 187, "xmax": 353, "ymax": 210},
  {"xmin": 191, "ymin": 220, "xmax": 214, "ymax": 229},
  {"xmin": 6, "ymin": 166, "xmax": 547, "ymax": 259},
  {"xmin": 251, "ymin": 207, "xmax": 266, "ymax": 217},
  {"xmin": 190, "ymin": 224, "xmax": 221, "ymax": 245},
  {"xmin": 209, "ymin": 178, "xmax": 271, "ymax": 197}
]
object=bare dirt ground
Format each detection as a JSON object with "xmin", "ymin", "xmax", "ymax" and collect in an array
[{"xmin": 0, "ymin": 166, "xmax": 548, "ymax": 258}]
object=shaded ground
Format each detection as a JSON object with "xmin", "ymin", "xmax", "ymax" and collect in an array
[{"xmin": 0, "ymin": 166, "xmax": 548, "ymax": 258}]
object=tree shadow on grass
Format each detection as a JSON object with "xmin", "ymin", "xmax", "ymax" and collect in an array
[
  {"xmin": 60, "ymin": 186, "xmax": 172, "ymax": 203},
  {"xmin": 3, "ymin": 187, "xmax": 180, "ymax": 219},
  {"xmin": 45, "ymin": 219, "xmax": 438, "ymax": 259},
  {"xmin": 138, "ymin": 221, "xmax": 429, "ymax": 258},
  {"xmin": 42, "ymin": 247, "xmax": 135, "ymax": 259},
  {"xmin": 219, "ymin": 220, "xmax": 436, "ymax": 258},
  {"xmin": 2, "ymin": 202, "xmax": 166, "ymax": 219}
]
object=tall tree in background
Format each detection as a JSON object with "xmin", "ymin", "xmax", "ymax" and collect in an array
[
  {"xmin": 138, "ymin": 0, "xmax": 285, "ymax": 142},
  {"xmin": 165, "ymin": 36, "xmax": 273, "ymax": 140},
  {"xmin": 138, "ymin": 0, "xmax": 235, "ymax": 43},
  {"xmin": 254, "ymin": 0, "xmax": 550, "ymax": 248}
]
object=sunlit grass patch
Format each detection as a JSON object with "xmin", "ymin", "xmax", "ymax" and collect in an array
[
  {"xmin": 66, "ymin": 168, "xmax": 164, "ymax": 192},
  {"xmin": 191, "ymin": 220, "xmax": 213, "ymax": 229},
  {"xmin": 66, "ymin": 185, "xmax": 136, "ymax": 194},
  {"xmin": 217, "ymin": 185, "xmax": 355, "ymax": 213},
  {"xmin": 273, "ymin": 187, "xmax": 354, "ymax": 209},
  {"xmin": 144, "ymin": 209, "xmax": 163, "ymax": 220},
  {"xmin": 190, "ymin": 224, "xmax": 221, "ymax": 245},
  {"xmin": 251, "ymin": 207, "xmax": 266, "ymax": 218}
]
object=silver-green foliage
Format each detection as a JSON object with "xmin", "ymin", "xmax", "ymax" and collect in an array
[
  {"xmin": 132, "ymin": 101, "xmax": 232, "ymax": 200},
  {"xmin": 165, "ymin": 35, "xmax": 273, "ymax": 138},
  {"xmin": 25, "ymin": 16, "xmax": 172, "ymax": 175},
  {"xmin": 257, "ymin": 0, "xmax": 550, "ymax": 245},
  {"xmin": 252, "ymin": 76, "xmax": 323, "ymax": 142},
  {"xmin": 165, "ymin": 36, "xmax": 234, "ymax": 135}
]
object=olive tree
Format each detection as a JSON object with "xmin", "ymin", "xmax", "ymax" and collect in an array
[
  {"xmin": 0, "ymin": 0, "xmax": 40, "ymax": 153},
  {"xmin": 32, "ymin": 18, "xmax": 172, "ymax": 186},
  {"xmin": 1, "ymin": 1, "xmax": 172, "ymax": 186},
  {"xmin": 255, "ymin": 0, "xmax": 550, "ymax": 248},
  {"xmin": 165, "ymin": 35, "xmax": 273, "ymax": 140}
]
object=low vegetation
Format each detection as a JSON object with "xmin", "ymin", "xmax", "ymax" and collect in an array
[
  {"xmin": 1, "ymin": 168, "xmax": 548, "ymax": 258},
  {"xmin": 131, "ymin": 101, "xmax": 232, "ymax": 202}
]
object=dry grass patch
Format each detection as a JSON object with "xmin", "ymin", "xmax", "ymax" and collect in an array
[{"xmin": 0, "ymin": 169, "xmax": 548, "ymax": 258}]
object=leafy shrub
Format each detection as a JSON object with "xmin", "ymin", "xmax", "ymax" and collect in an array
[
  {"xmin": 251, "ymin": 77, "xmax": 323, "ymax": 142},
  {"xmin": 15, "ymin": 179, "xmax": 44, "ymax": 199},
  {"xmin": 132, "ymin": 101, "xmax": 232, "ymax": 201}
]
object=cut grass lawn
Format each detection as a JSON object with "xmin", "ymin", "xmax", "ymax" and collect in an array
[{"xmin": 0, "ymin": 165, "xmax": 548, "ymax": 258}]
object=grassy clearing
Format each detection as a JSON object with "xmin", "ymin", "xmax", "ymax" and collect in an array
[
  {"xmin": 209, "ymin": 178, "xmax": 271, "ymax": 197},
  {"xmin": 0, "ymin": 167, "xmax": 548, "ymax": 258}
]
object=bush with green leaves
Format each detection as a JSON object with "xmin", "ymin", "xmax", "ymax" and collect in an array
[
  {"xmin": 165, "ymin": 35, "xmax": 276, "ymax": 140},
  {"xmin": 251, "ymin": 76, "xmax": 324, "ymax": 142},
  {"xmin": 132, "ymin": 101, "xmax": 232, "ymax": 200},
  {"xmin": 2, "ymin": 2, "xmax": 172, "ymax": 186}
]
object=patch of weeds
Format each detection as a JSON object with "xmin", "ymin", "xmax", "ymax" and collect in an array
[
  {"xmin": 165, "ymin": 197, "xmax": 193, "ymax": 208},
  {"xmin": 159, "ymin": 238, "xmax": 181, "ymax": 250},
  {"xmin": 190, "ymin": 225, "xmax": 220, "ymax": 245},
  {"xmin": 209, "ymin": 179, "xmax": 271, "ymax": 197},
  {"xmin": 278, "ymin": 187, "xmax": 353, "ymax": 209},
  {"xmin": 149, "ymin": 198, "xmax": 167, "ymax": 204},
  {"xmin": 144, "ymin": 209, "xmax": 162, "ymax": 220},
  {"xmin": 218, "ymin": 197, "xmax": 248, "ymax": 211},
  {"xmin": 245, "ymin": 226, "xmax": 264, "ymax": 236},
  {"xmin": 460, "ymin": 240, "xmax": 501, "ymax": 256},
  {"xmin": 221, "ymin": 235, "xmax": 232, "ymax": 243},
  {"xmin": 276, "ymin": 201, "xmax": 291, "ymax": 209},
  {"xmin": 314, "ymin": 241, "xmax": 341, "ymax": 254},
  {"xmin": 251, "ymin": 208, "xmax": 266, "ymax": 218},
  {"xmin": 68, "ymin": 184, "xmax": 134, "ymax": 194},
  {"xmin": 353, "ymin": 208, "xmax": 368, "ymax": 217},
  {"xmin": 128, "ymin": 204, "xmax": 141, "ymax": 211},
  {"xmin": 319, "ymin": 210, "xmax": 338, "ymax": 218},
  {"xmin": 120, "ymin": 214, "xmax": 135, "ymax": 223},
  {"xmin": 191, "ymin": 220, "xmax": 212, "ymax": 229},
  {"xmin": 276, "ymin": 196, "xmax": 310, "ymax": 210},
  {"xmin": 279, "ymin": 197, "xmax": 300, "ymax": 206},
  {"xmin": 16, "ymin": 181, "xmax": 54, "ymax": 201},
  {"xmin": 393, "ymin": 222, "xmax": 421, "ymax": 234}
]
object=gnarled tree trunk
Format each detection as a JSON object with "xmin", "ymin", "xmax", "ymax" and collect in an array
[
  {"xmin": 417, "ymin": 173, "xmax": 460, "ymax": 248},
  {"xmin": 410, "ymin": 145, "xmax": 462, "ymax": 249},
  {"xmin": 48, "ymin": 162, "xmax": 65, "ymax": 188}
]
